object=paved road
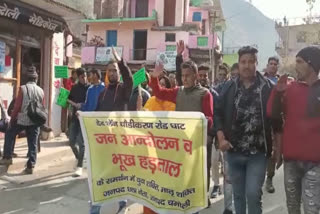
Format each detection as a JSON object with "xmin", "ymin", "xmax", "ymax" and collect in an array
[{"xmin": 0, "ymin": 155, "xmax": 288, "ymax": 214}]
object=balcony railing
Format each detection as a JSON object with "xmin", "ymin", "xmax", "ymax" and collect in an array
[{"xmin": 129, "ymin": 48, "xmax": 157, "ymax": 61}]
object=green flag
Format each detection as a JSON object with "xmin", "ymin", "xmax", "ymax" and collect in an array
[
  {"xmin": 55, "ymin": 66, "xmax": 68, "ymax": 78},
  {"xmin": 56, "ymin": 87, "xmax": 70, "ymax": 108},
  {"xmin": 133, "ymin": 67, "xmax": 147, "ymax": 88},
  {"xmin": 120, "ymin": 67, "xmax": 147, "ymax": 88}
]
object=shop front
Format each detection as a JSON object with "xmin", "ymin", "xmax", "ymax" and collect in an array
[{"xmin": 0, "ymin": 0, "xmax": 65, "ymax": 136}]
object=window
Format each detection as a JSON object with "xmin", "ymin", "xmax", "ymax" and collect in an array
[
  {"xmin": 197, "ymin": 37, "xmax": 208, "ymax": 47},
  {"xmin": 106, "ymin": 30, "xmax": 117, "ymax": 47},
  {"xmin": 133, "ymin": 30, "xmax": 147, "ymax": 60},
  {"xmin": 192, "ymin": 12, "xmax": 202, "ymax": 22},
  {"xmin": 165, "ymin": 33, "xmax": 176, "ymax": 42},
  {"xmin": 296, "ymin": 31, "xmax": 306, "ymax": 43},
  {"xmin": 135, "ymin": 0, "xmax": 149, "ymax": 17},
  {"xmin": 166, "ymin": 45, "xmax": 176, "ymax": 51}
]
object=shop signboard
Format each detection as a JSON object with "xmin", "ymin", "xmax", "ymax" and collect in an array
[{"xmin": 0, "ymin": 0, "xmax": 64, "ymax": 32}]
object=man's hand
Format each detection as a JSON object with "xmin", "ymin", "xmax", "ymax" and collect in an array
[
  {"xmin": 276, "ymin": 74, "xmax": 288, "ymax": 92},
  {"xmin": 219, "ymin": 139, "xmax": 233, "ymax": 152},
  {"xmin": 8, "ymin": 119, "xmax": 15, "ymax": 130},
  {"xmin": 74, "ymin": 103, "xmax": 82, "ymax": 109},
  {"xmin": 217, "ymin": 130, "xmax": 233, "ymax": 152},
  {"xmin": 177, "ymin": 40, "xmax": 185, "ymax": 56},
  {"xmin": 274, "ymin": 149, "xmax": 283, "ymax": 170},
  {"xmin": 112, "ymin": 46, "xmax": 121, "ymax": 62},
  {"xmin": 150, "ymin": 63, "xmax": 164, "ymax": 78},
  {"xmin": 274, "ymin": 133, "xmax": 283, "ymax": 169}
]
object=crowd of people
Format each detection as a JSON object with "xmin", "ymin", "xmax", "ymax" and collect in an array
[{"xmin": 0, "ymin": 43, "xmax": 319, "ymax": 214}]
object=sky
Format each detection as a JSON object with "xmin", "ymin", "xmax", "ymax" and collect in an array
[{"xmin": 250, "ymin": 0, "xmax": 320, "ymax": 20}]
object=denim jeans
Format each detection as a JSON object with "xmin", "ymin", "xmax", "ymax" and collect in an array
[
  {"xmin": 284, "ymin": 160, "xmax": 320, "ymax": 214},
  {"xmin": 3, "ymin": 123, "xmax": 39, "ymax": 168},
  {"xmin": 227, "ymin": 152, "xmax": 267, "ymax": 214},
  {"xmin": 223, "ymin": 152, "xmax": 233, "ymax": 211},
  {"xmin": 211, "ymin": 145, "xmax": 221, "ymax": 186},
  {"xmin": 69, "ymin": 118, "xmax": 85, "ymax": 167}
]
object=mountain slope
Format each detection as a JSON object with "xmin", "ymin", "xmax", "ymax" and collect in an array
[{"xmin": 221, "ymin": 0, "xmax": 279, "ymax": 69}]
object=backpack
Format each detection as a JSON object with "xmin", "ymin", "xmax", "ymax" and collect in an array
[
  {"xmin": 26, "ymin": 85, "xmax": 47, "ymax": 126},
  {"xmin": 0, "ymin": 97, "xmax": 8, "ymax": 132}
]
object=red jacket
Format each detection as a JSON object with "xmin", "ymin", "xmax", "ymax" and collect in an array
[
  {"xmin": 63, "ymin": 77, "xmax": 75, "ymax": 91},
  {"xmin": 149, "ymin": 77, "xmax": 213, "ymax": 131},
  {"xmin": 267, "ymin": 81, "xmax": 320, "ymax": 162}
]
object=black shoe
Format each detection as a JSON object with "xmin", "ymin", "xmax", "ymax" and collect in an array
[
  {"xmin": 265, "ymin": 177, "xmax": 275, "ymax": 193},
  {"xmin": 223, "ymin": 209, "xmax": 233, "ymax": 214},
  {"xmin": 206, "ymin": 198, "xmax": 211, "ymax": 209},
  {"xmin": 41, "ymin": 125, "xmax": 52, "ymax": 132},
  {"xmin": 12, "ymin": 153, "xmax": 18, "ymax": 158},
  {"xmin": 24, "ymin": 167, "xmax": 33, "ymax": 174},
  {"xmin": 0, "ymin": 158, "xmax": 13, "ymax": 165},
  {"xmin": 210, "ymin": 185, "xmax": 221, "ymax": 198}
]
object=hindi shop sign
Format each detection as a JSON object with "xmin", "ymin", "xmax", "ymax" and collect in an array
[
  {"xmin": 54, "ymin": 65, "xmax": 68, "ymax": 78},
  {"xmin": 156, "ymin": 51, "xmax": 177, "ymax": 71},
  {"xmin": 95, "ymin": 47, "xmax": 123, "ymax": 64},
  {"xmin": 0, "ymin": 0, "xmax": 63, "ymax": 32},
  {"xmin": 79, "ymin": 111, "xmax": 208, "ymax": 214}
]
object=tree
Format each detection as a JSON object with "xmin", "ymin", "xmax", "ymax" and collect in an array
[
  {"xmin": 306, "ymin": 0, "xmax": 316, "ymax": 13},
  {"xmin": 304, "ymin": 0, "xmax": 320, "ymax": 24}
]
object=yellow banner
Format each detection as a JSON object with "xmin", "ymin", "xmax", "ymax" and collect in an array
[{"xmin": 79, "ymin": 111, "xmax": 208, "ymax": 214}]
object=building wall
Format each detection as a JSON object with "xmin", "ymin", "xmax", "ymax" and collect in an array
[
  {"xmin": 188, "ymin": 34, "xmax": 215, "ymax": 49},
  {"xmin": 175, "ymin": 0, "xmax": 185, "ymax": 27},
  {"xmin": 131, "ymin": 0, "xmax": 156, "ymax": 17},
  {"xmin": 155, "ymin": 0, "xmax": 164, "ymax": 26},
  {"xmin": 278, "ymin": 23, "xmax": 320, "ymax": 55},
  {"xmin": 277, "ymin": 23, "xmax": 320, "ymax": 74},
  {"xmin": 154, "ymin": 0, "xmax": 185, "ymax": 27},
  {"xmin": 86, "ymin": 22, "xmax": 189, "ymax": 62},
  {"xmin": 53, "ymin": 0, "xmax": 94, "ymax": 18},
  {"xmin": 50, "ymin": 33, "xmax": 64, "ymax": 136},
  {"xmin": 187, "ymin": 7, "xmax": 209, "ymax": 23},
  {"xmin": 149, "ymin": 0, "xmax": 156, "ymax": 16}
]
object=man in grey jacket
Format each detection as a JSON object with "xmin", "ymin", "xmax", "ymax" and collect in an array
[{"xmin": 0, "ymin": 66, "xmax": 44, "ymax": 174}]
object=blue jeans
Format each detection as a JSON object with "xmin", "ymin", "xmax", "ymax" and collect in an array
[
  {"xmin": 69, "ymin": 118, "xmax": 85, "ymax": 167},
  {"xmin": 3, "ymin": 123, "xmax": 40, "ymax": 168},
  {"xmin": 223, "ymin": 152, "xmax": 233, "ymax": 211},
  {"xmin": 227, "ymin": 152, "xmax": 267, "ymax": 214}
]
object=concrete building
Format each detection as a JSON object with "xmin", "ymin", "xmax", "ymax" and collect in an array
[
  {"xmin": 275, "ymin": 17, "xmax": 320, "ymax": 75},
  {"xmin": 82, "ymin": 0, "xmax": 224, "ymax": 78},
  {"xmin": 0, "ymin": 0, "xmax": 93, "ymax": 137}
]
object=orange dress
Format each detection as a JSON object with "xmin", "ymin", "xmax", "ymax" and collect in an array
[{"xmin": 143, "ymin": 96, "xmax": 175, "ymax": 111}]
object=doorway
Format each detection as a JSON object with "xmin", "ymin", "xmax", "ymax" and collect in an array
[
  {"xmin": 135, "ymin": 0, "xmax": 149, "ymax": 17},
  {"xmin": 133, "ymin": 30, "xmax": 147, "ymax": 60},
  {"xmin": 164, "ymin": 0, "xmax": 176, "ymax": 26}
]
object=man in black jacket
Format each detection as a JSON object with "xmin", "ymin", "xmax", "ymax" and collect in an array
[
  {"xmin": 96, "ymin": 48, "xmax": 133, "ymax": 111},
  {"xmin": 211, "ymin": 46, "xmax": 274, "ymax": 214},
  {"xmin": 68, "ymin": 68, "xmax": 89, "ymax": 177}
]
